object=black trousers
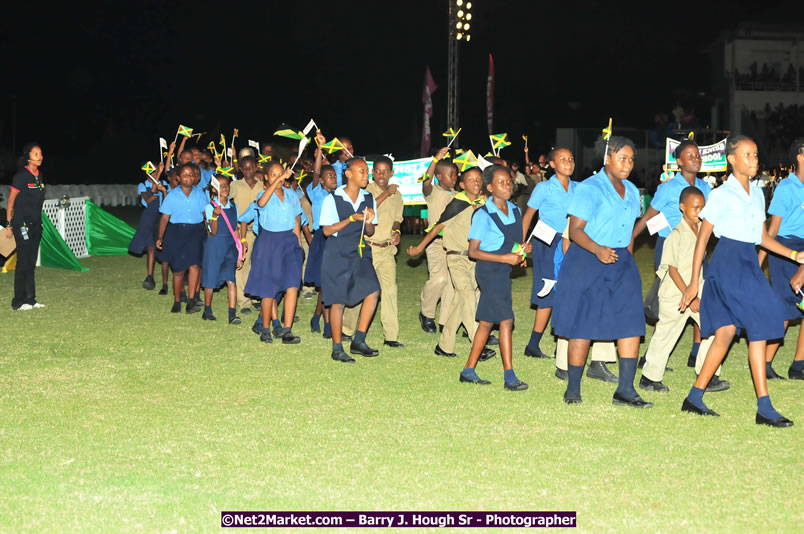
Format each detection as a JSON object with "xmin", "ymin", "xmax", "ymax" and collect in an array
[{"xmin": 11, "ymin": 222, "xmax": 42, "ymax": 309}]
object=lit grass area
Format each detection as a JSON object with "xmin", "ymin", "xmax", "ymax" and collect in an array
[{"xmin": 0, "ymin": 229, "xmax": 801, "ymax": 532}]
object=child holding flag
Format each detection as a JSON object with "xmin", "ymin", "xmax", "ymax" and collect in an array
[
  {"xmin": 244, "ymin": 163, "xmax": 304, "ymax": 344},
  {"xmin": 201, "ymin": 174, "xmax": 243, "ymax": 323},
  {"xmin": 129, "ymin": 160, "xmax": 170, "ymax": 292},
  {"xmin": 459, "ymin": 165, "xmax": 531, "ymax": 390},
  {"xmin": 319, "ymin": 158, "xmax": 380, "ymax": 363},
  {"xmin": 156, "ymin": 163, "xmax": 208, "ymax": 314}
]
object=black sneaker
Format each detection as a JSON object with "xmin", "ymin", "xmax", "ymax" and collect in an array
[
  {"xmin": 586, "ymin": 361, "xmax": 618, "ymax": 383},
  {"xmin": 705, "ymin": 376, "xmax": 731, "ymax": 392},
  {"xmin": 478, "ymin": 347, "xmax": 496, "ymax": 362},
  {"xmin": 639, "ymin": 375, "xmax": 669, "ymax": 392},
  {"xmin": 142, "ymin": 275, "xmax": 156, "ymax": 290}
]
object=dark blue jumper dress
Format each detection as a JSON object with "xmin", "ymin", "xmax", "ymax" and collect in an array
[
  {"xmin": 201, "ymin": 203, "xmax": 239, "ymax": 289},
  {"xmin": 129, "ymin": 195, "xmax": 164, "ymax": 262},
  {"xmin": 304, "ymin": 229, "xmax": 327, "ymax": 287},
  {"xmin": 474, "ymin": 204, "xmax": 522, "ymax": 323},
  {"xmin": 320, "ymin": 194, "xmax": 381, "ymax": 307}
]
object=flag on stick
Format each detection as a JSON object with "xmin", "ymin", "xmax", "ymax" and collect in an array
[
  {"xmin": 602, "ymin": 117, "xmax": 613, "ymax": 158},
  {"xmin": 216, "ymin": 167, "xmax": 234, "ymax": 178},
  {"xmin": 453, "ymin": 150, "xmax": 478, "ymax": 172},
  {"xmin": 442, "ymin": 127, "xmax": 462, "ymax": 148},
  {"xmin": 273, "ymin": 128, "xmax": 305, "ymax": 140},
  {"xmin": 248, "ymin": 139, "xmax": 260, "ymax": 150}
]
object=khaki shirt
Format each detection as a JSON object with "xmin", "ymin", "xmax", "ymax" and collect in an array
[
  {"xmin": 229, "ymin": 178, "xmax": 263, "ymax": 219},
  {"xmin": 657, "ymin": 220, "xmax": 704, "ymax": 300},
  {"xmin": 366, "ymin": 182, "xmax": 404, "ymax": 242},
  {"xmin": 425, "ymin": 182, "xmax": 455, "ymax": 227},
  {"xmin": 442, "ymin": 202, "xmax": 478, "ymax": 253},
  {"xmin": 299, "ymin": 194, "xmax": 313, "ymax": 231}
]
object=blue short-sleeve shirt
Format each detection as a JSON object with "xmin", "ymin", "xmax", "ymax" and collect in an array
[
  {"xmin": 567, "ymin": 169, "xmax": 641, "ymax": 248},
  {"xmin": 256, "ymin": 187, "xmax": 302, "ymax": 232},
  {"xmin": 306, "ymin": 183, "xmax": 331, "ymax": 231},
  {"xmin": 318, "ymin": 186, "xmax": 378, "ymax": 237},
  {"xmin": 204, "ymin": 199, "xmax": 235, "ymax": 232},
  {"xmin": 138, "ymin": 180, "xmax": 165, "ymax": 208},
  {"xmin": 768, "ymin": 173, "xmax": 804, "ymax": 238},
  {"xmin": 332, "ymin": 161, "xmax": 346, "ymax": 188},
  {"xmin": 159, "ymin": 186, "xmax": 208, "ymax": 224},
  {"xmin": 198, "ymin": 167, "xmax": 214, "ymax": 190},
  {"xmin": 526, "ymin": 175, "xmax": 578, "ymax": 232},
  {"xmin": 468, "ymin": 200, "xmax": 519, "ymax": 252},
  {"xmin": 649, "ymin": 172, "xmax": 711, "ymax": 237},
  {"xmin": 699, "ymin": 174, "xmax": 766, "ymax": 244},
  {"xmin": 238, "ymin": 201, "xmax": 260, "ymax": 236}
]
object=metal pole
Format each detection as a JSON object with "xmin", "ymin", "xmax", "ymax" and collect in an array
[{"xmin": 447, "ymin": 2, "xmax": 458, "ymax": 131}]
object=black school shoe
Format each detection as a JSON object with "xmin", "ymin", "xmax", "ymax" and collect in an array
[
  {"xmin": 252, "ymin": 319, "xmax": 267, "ymax": 335},
  {"xmin": 524, "ymin": 346, "xmax": 551, "ymax": 359},
  {"xmin": 331, "ymin": 350, "xmax": 355, "ymax": 363},
  {"xmin": 612, "ymin": 392, "xmax": 653, "ymax": 409},
  {"xmin": 229, "ymin": 316, "xmax": 242, "ymax": 325},
  {"xmin": 504, "ymin": 380, "xmax": 529, "ymax": 391},
  {"xmin": 555, "ymin": 368, "xmax": 569, "ymax": 381},
  {"xmin": 158, "ymin": 286, "xmax": 168, "ymax": 295},
  {"xmin": 563, "ymin": 391, "xmax": 582, "ymax": 404},
  {"xmin": 419, "ymin": 312, "xmax": 437, "ymax": 333},
  {"xmin": 276, "ymin": 328, "xmax": 301, "ymax": 345},
  {"xmin": 586, "ymin": 361, "xmax": 618, "ymax": 383},
  {"xmin": 681, "ymin": 398, "xmax": 719, "ymax": 417},
  {"xmin": 459, "ymin": 374, "xmax": 491, "ymax": 385},
  {"xmin": 434, "ymin": 344, "xmax": 457, "ymax": 358},
  {"xmin": 240, "ymin": 307, "xmax": 252, "ymax": 315},
  {"xmin": 639, "ymin": 375, "xmax": 669, "ymax": 393},
  {"xmin": 756, "ymin": 412, "xmax": 794, "ymax": 428},
  {"xmin": 170, "ymin": 302, "xmax": 182, "ymax": 313},
  {"xmin": 202, "ymin": 312, "xmax": 216, "ymax": 321},
  {"xmin": 260, "ymin": 331, "xmax": 273, "ymax": 344},
  {"xmin": 486, "ymin": 334, "xmax": 499, "ymax": 346},
  {"xmin": 383, "ymin": 340, "xmax": 405, "ymax": 348},
  {"xmin": 478, "ymin": 347, "xmax": 496, "ymax": 362},
  {"xmin": 142, "ymin": 275, "xmax": 156, "ymax": 290},
  {"xmin": 186, "ymin": 300, "xmax": 203, "ymax": 314},
  {"xmin": 705, "ymin": 376, "xmax": 730, "ymax": 393},
  {"xmin": 350, "ymin": 341, "xmax": 379, "ymax": 357},
  {"xmin": 788, "ymin": 366, "xmax": 804, "ymax": 380},
  {"xmin": 767, "ymin": 365, "xmax": 786, "ymax": 380}
]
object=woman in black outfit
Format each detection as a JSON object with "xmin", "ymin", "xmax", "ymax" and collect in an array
[{"xmin": 5, "ymin": 143, "xmax": 46, "ymax": 310}]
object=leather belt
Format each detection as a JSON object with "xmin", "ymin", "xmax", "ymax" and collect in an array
[
  {"xmin": 445, "ymin": 250, "xmax": 468, "ymax": 256},
  {"xmin": 366, "ymin": 239, "xmax": 393, "ymax": 248}
]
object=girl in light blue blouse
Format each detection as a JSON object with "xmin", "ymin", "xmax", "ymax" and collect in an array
[
  {"xmin": 680, "ymin": 135, "xmax": 804, "ymax": 427},
  {"xmin": 520, "ymin": 147, "xmax": 578, "ymax": 359},
  {"xmin": 552, "ymin": 137, "xmax": 649, "ymax": 408},
  {"xmin": 244, "ymin": 163, "xmax": 304, "ymax": 345}
]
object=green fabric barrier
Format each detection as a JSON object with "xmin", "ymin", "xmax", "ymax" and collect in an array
[
  {"xmin": 84, "ymin": 200, "xmax": 136, "ymax": 256},
  {"xmin": 40, "ymin": 211, "xmax": 89, "ymax": 272}
]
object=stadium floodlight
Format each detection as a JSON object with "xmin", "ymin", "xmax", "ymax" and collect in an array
[
  {"xmin": 457, "ymin": 22, "xmax": 463, "ymax": 29},
  {"xmin": 466, "ymin": 13, "xmax": 472, "ymax": 20},
  {"xmin": 464, "ymin": 23, "xmax": 470, "ymax": 31},
  {"xmin": 457, "ymin": 0, "xmax": 463, "ymax": 6},
  {"xmin": 466, "ymin": 34, "xmax": 471, "ymax": 42},
  {"xmin": 458, "ymin": 10, "xmax": 464, "ymax": 17},
  {"xmin": 466, "ymin": 2, "xmax": 472, "ymax": 8},
  {"xmin": 457, "ymin": 32, "xmax": 463, "ymax": 40}
]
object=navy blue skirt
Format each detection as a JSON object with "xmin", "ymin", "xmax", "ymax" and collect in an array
[
  {"xmin": 128, "ymin": 201, "xmax": 160, "ymax": 255},
  {"xmin": 530, "ymin": 236, "xmax": 559, "ymax": 307},
  {"xmin": 164, "ymin": 223, "xmax": 204, "ymax": 272},
  {"xmin": 552, "ymin": 244, "xmax": 645, "ymax": 340},
  {"xmin": 245, "ymin": 230, "xmax": 303, "ymax": 299},
  {"xmin": 321, "ymin": 238, "xmax": 380, "ymax": 307},
  {"xmin": 476, "ymin": 259, "xmax": 513, "ymax": 323},
  {"xmin": 303, "ymin": 229, "xmax": 326, "ymax": 287},
  {"xmin": 202, "ymin": 234, "xmax": 238, "ymax": 289},
  {"xmin": 768, "ymin": 235, "xmax": 804, "ymax": 321},
  {"xmin": 701, "ymin": 237, "xmax": 785, "ymax": 341}
]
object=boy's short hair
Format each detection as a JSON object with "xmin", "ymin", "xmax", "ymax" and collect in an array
[
  {"xmin": 373, "ymin": 155, "xmax": 393, "ymax": 170},
  {"xmin": 679, "ymin": 186, "xmax": 704, "ymax": 204},
  {"xmin": 240, "ymin": 155, "xmax": 256, "ymax": 166},
  {"xmin": 320, "ymin": 164, "xmax": 335, "ymax": 176},
  {"xmin": 788, "ymin": 137, "xmax": 804, "ymax": 166},
  {"xmin": 435, "ymin": 159, "xmax": 458, "ymax": 176}
]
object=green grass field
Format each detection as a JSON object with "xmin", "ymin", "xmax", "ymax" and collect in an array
[{"xmin": 1, "ymin": 212, "xmax": 802, "ymax": 532}]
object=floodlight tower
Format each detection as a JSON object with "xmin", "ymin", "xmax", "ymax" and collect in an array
[{"xmin": 447, "ymin": 0, "xmax": 472, "ymax": 131}]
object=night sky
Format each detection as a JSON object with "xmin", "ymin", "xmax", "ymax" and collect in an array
[{"xmin": 0, "ymin": 0, "xmax": 790, "ymax": 183}]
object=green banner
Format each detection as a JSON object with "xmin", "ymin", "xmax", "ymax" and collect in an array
[
  {"xmin": 40, "ymin": 212, "xmax": 89, "ymax": 272},
  {"xmin": 84, "ymin": 200, "xmax": 136, "ymax": 256}
]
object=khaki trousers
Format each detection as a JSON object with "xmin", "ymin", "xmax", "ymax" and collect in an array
[
  {"xmin": 642, "ymin": 295, "xmax": 718, "ymax": 382},
  {"xmin": 341, "ymin": 244, "xmax": 397, "ymax": 340},
  {"xmin": 235, "ymin": 231, "xmax": 257, "ymax": 310},
  {"xmin": 420, "ymin": 240, "xmax": 453, "ymax": 325},
  {"xmin": 555, "ymin": 338, "xmax": 617, "ymax": 371},
  {"xmin": 438, "ymin": 255, "xmax": 479, "ymax": 353}
]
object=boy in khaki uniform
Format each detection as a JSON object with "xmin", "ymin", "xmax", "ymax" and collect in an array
[
  {"xmin": 407, "ymin": 168, "xmax": 495, "ymax": 360},
  {"xmin": 639, "ymin": 187, "xmax": 728, "ymax": 393},
  {"xmin": 228, "ymin": 156, "xmax": 262, "ymax": 314},
  {"xmin": 419, "ymin": 147, "xmax": 457, "ymax": 333},
  {"xmin": 342, "ymin": 157, "xmax": 404, "ymax": 346}
]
